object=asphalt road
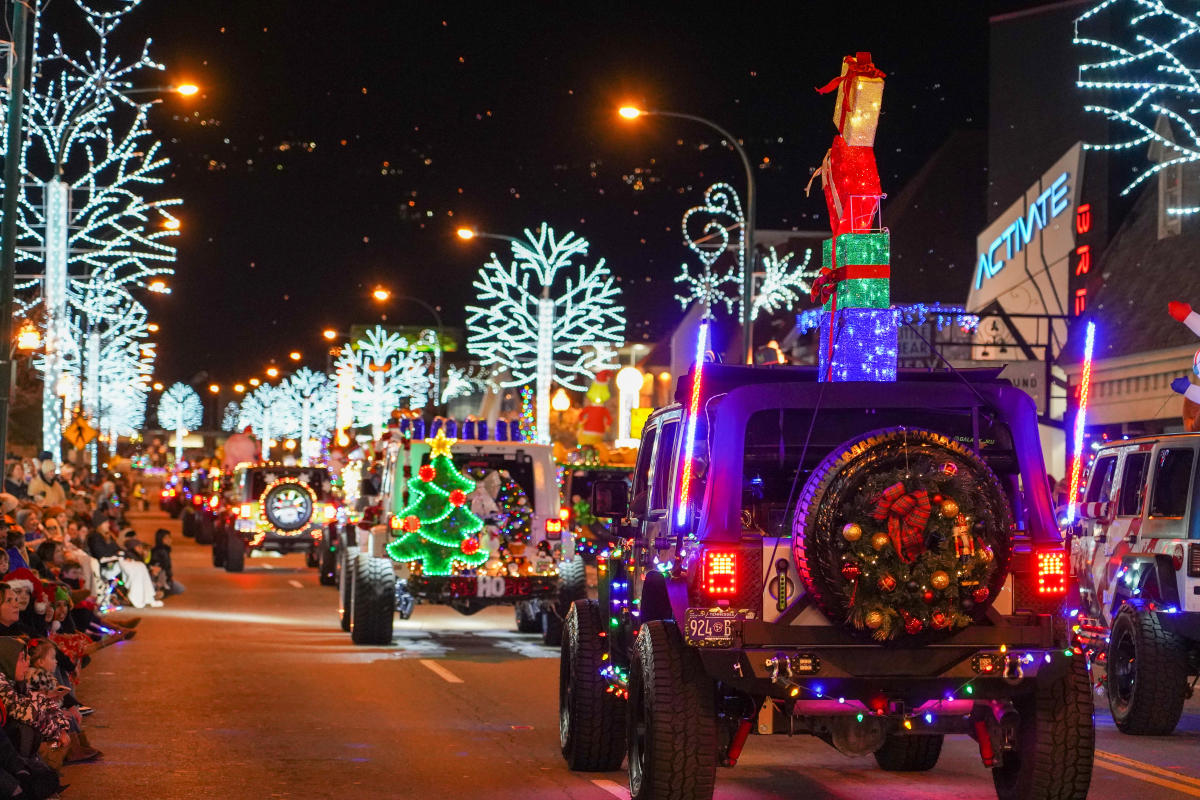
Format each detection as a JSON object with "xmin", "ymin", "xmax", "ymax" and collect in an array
[{"xmin": 62, "ymin": 510, "xmax": 1200, "ymax": 799}]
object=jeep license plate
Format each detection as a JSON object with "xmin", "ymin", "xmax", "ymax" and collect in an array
[{"xmin": 684, "ymin": 608, "xmax": 740, "ymax": 647}]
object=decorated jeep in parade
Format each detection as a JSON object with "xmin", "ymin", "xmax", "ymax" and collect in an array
[
  {"xmin": 341, "ymin": 422, "xmax": 586, "ymax": 646},
  {"xmin": 212, "ymin": 463, "xmax": 338, "ymax": 572}
]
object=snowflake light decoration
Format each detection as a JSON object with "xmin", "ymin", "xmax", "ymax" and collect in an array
[
  {"xmin": 675, "ymin": 182, "xmax": 744, "ymax": 314},
  {"xmin": 1075, "ymin": 1, "xmax": 1200, "ymax": 213},
  {"xmin": 465, "ymin": 224, "xmax": 624, "ymax": 443},
  {"xmin": 753, "ymin": 247, "xmax": 820, "ymax": 320}
]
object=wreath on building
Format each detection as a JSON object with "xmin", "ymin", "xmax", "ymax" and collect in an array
[{"xmin": 794, "ymin": 427, "xmax": 1013, "ymax": 641}]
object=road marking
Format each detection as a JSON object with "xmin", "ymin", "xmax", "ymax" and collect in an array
[
  {"xmin": 418, "ymin": 659, "xmax": 463, "ymax": 684},
  {"xmin": 1096, "ymin": 750, "xmax": 1200, "ymax": 788},
  {"xmin": 590, "ymin": 779, "xmax": 626, "ymax": 798},
  {"xmin": 262, "ymin": 564, "xmax": 275, "ymax": 570},
  {"xmin": 1095, "ymin": 753, "xmax": 1200, "ymax": 797},
  {"xmin": 287, "ymin": 579, "xmax": 303, "ymax": 589}
]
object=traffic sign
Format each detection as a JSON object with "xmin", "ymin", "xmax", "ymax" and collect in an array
[{"xmin": 63, "ymin": 415, "xmax": 98, "ymax": 449}]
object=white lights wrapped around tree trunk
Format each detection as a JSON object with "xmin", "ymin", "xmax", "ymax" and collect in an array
[
  {"xmin": 465, "ymin": 225, "xmax": 625, "ymax": 444},
  {"xmin": 42, "ymin": 179, "xmax": 70, "ymax": 462}
]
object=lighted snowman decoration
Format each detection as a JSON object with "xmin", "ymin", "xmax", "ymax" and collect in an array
[{"xmin": 1169, "ymin": 301, "xmax": 1200, "ymax": 431}]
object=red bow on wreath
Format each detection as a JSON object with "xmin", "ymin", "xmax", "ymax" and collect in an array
[{"xmin": 871, "ymin": 482, "xmax": 931, "ymax": 563}]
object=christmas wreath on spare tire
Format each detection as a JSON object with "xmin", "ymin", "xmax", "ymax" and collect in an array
[{"xmin": 794, "ymin": 427, "xmax": 1012, "ymax": 641}]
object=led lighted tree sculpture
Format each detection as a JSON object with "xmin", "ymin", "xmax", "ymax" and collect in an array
[
  {"xmin": 221, "ymin": 401, "xmax": 241, "ymax": 433},
  {"xmin": 334, "ymin": 325, "xmax": 433, "ymax": 438},
  {"xmin": 280, "ymin": 367, "xmax": 337, "ymax": 463},
  {"xmin": 1075, "ymin": 1, "xmax": 1200, "ymax": 215},
  {"xmin": 156, "ymin": 383, "xmax": 202, "ymax": 463},
  {"xmin": 0, "ymin": 0, "xmax": 180, "ymax": 459},
  {"xmin": 238, "ymin": 383, "xmax": 301, "ymax": 461},
  {"xmin": 465, "ymin": 225, "xmax": 625, "ymax": 443},
  {"xmin": 675, "ymin": 183, "xmax": 818, "ymax": 320}
]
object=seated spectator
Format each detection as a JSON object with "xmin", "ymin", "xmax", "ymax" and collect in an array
[
  {"xmin": 32, "ymin": 542, "xmax": 61, "ymax": 583},
  {"xmin": 86, "ymin": 523, "xmax": 158, "ymax": 609},
  {"xmin": 2, "ymin": 464, "xmax": 27, "ymax": 502},
  {"xmin": 149, "ymin": 530, "xmax": 183, "ymax": 596},
  {"xmin": 0, "ymin": 636, "xmax": 71, "ymax": 770},
  {"xmin": 121, "ymin": 530, "xmax": 148, "ymax": 563}
]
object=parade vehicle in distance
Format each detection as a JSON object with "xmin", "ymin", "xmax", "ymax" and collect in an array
[
  {"xmin": 159, "ymin": 473, "xmax": 185, "ymax": 517},
  {"xmin": 342, "ymin": 421, "xmax": 586, "ymax": 646},
  {"xmin": 180, "ymin": 468, "xmax": 221, "ymax": 545},
  {"xmin": 211, "ymin": 463, "xmax": 338, "ymax": 573},
  {"xmin": 560, "ymin": 362, "xmax": 1092, "ymax": 800},
  {"xmin": 1069, "ymin": 432, "xmax": 1200, "ymax": 735}
]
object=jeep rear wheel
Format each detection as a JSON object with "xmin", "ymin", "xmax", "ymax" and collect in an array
[
  {"xmin": 628, "ymin": 620, "xmax": 716, "ymax": 800},
  {"xmin": 1106, "ymin": 601, "xmax": 1188, "ymax": 735},
  {"xmin": 992, "ymin": 654, "xmax": 1093, "ymax": 800},
  {"xmin": 212, "ymin": 524, "xmax": 226, "ymax": 567},
  {"xmin": 224, "ymin": 528, "xmax": 245, "ymax": 572},
  {"xmin": 195, "ymin": 513, "xmax": 214, "ymax": 545},
  {"xmin": 559, "ymin": 600, "xmax": 625, "ymax": 771},
  {"xmin": 338, "ymin": 546, "xmax": 357, "ymax": 632},
  {"xmin": 515, "ymin": 601, "xmax": 542, "ymax": 633},
  {"xmin": 874, "ymin": 733, "xmax": 943, "ymax": 771},
  {"xmin": 350, "ymin": 554, "xmax": 394, "ymax": 646}
]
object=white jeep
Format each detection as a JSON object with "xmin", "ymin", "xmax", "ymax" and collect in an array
[{"xmin": 1070, "ymin": 433, "xmax": 1200, "ymax": 734}]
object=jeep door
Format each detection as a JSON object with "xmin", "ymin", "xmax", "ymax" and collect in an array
[
  {"xmin": 1099, "ymin": 447, "xmax": 1153, "ymax": 619},
  {"xmin": 1075, "ymin": 451, "xmax": 1117, "ymax": 621},
  {"xmin": 1141, "ymin": 443, "xmax": 1198, "ymax": 612}
]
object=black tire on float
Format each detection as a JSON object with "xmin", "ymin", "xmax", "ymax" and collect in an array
[
  {"xmin": 224, "ymin": 529, "xmax": 245, "ymax": 573},
  {"xmin": 516, "ymin": 601, "xmax": 542, "ymax": 633},
  {"xmin": 992, "ymin": 654, "xmax": 1094, "ymax": 800},
  {"xmin": 544, "ymin": 558, "xmax": 589, "ymax": 647},
  {"xmin": 195, "ymin": 514, "xmax": 213, "ymax": 545},
  {"xmin": 793, "ymin": 427, "xmax": 1012, "ymax": 637},
  {"xmin": 628, "ymin": 620, "xmax": 716, "ymax": 800},
  {"xmin": 318, "ymin": 533, "xmax": 338, "ymax": 586},
  {"xmin": 350, "ymin": 555, "xmax": 394, "ymax": 646},
  {"xmin": 212, "ymin": 525, "xmax": 226, "ymax": 568},
  {"xmin": 559, "ymin": 600, "xmax": 626, "ymax": 771},
  {"xmin": 339, "ymin": 546, "xmax": 357, "ymax": 632},
  {"xmin": 304, "ymin": 547, "xmax": 319, "ymax": 568},
  {"xmin": 1106, "ymin": 601, "xmax": 1189, "ymax": 735},
  {"xmin": 180, "ymin": 509, "xmax": 195, "ymax": 538},
  {"xmin": 874, "ymin": 733, "xmax": 944, "ymax": 771}
]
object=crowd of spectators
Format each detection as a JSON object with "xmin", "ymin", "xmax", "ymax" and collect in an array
[{"xmin": 0, "ymin": 455, "xmax": 174, "ymax": 798}]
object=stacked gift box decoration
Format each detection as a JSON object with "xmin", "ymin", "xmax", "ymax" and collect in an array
[{"xmin": 810, "ymin": 52, "xmax": 896, "ymax": 382}]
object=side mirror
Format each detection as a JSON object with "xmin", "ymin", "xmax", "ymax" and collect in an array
[{"xmin": 591, "ymin": 479, "xmax": 629, "ymax": 520}]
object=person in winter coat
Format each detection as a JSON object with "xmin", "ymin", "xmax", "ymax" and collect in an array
[
  {"xmin": 149, "ymin": 530, "xmax": 183, "ymax": 596},
  {"xmin": 26, "ymin": 463, "xmax": 65, "ymax": 510}
]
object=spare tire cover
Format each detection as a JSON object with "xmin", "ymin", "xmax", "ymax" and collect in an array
[
  {"xmin": 793, "ymin": 427, "xmax": 1012, "ymax": 641},
  {"xmin": 262, "ymin": 480, "xmax": 315, "ymax": 532}
]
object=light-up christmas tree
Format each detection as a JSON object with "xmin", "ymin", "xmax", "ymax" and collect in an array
[
  {"xmin": 465, "ymin": 224, "xmax": 625, "ymax": 444},
  {"xmin": 156, "ymin": 382, "xmax": 201, "ymax": 463},
  {"xmin": 386, "ymin": 430, "xmax": 488, "ymax": 576},
  {"xmin": 1074, "ymin": 0, "xmax": 1200, "ymax": 216}
]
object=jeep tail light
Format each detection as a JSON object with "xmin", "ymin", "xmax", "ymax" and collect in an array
[
  {"xmin": 702, "ymin": 550, "xmax": 738, "ymax": 597},
  {"xmin": 1189, "ymin": 544, "xmax": 1200, "ymax": 578},
  {"xmin": 545, "ymin": 518, "xmax": 563, "ymax": 535},
  {"xmin": 239, "ymin": 503, "xmax": 254, "ymax": 519},
  {"xmin": 1036, "ymin": 550, "xmax": 1066, "ymax": 595},
  {"xmin": 559, "ymin": 507, "xmax": 570, "ymax": 523},
  {"xmin": 208, "ymin": 496, "xmax": 219, "ymax": 510},
  {"xmin": 322, "ymin": 503, "xmax": 337, "ymax": 523},
  {"xmin": 192, "ymin": 494, "xmax": 203, "ymax": 506}
]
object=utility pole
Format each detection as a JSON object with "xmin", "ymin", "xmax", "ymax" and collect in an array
[{"xmin": 0, "ymin": 0, "xmax": 31, "ymax": 463}]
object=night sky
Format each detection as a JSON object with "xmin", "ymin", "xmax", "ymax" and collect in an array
[{"xmin": 62, "ymin": 2, "xmax": 1033, "ymax": 387}]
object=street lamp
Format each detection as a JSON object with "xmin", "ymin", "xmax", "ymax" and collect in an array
[
  {"xmin": 455, "ymin": 226, "xmax": 521, "ymax": 246},
  {"xmin": 289, "ymin": 351, "xmax": 301, "ymax": 362},
  {"xmin": 233, "ymin": 383, "xmax": 245, "ymax": 393},
  {"xmin": 372, "ymin": 286, "xmax": 391, "ymax": 302},
  {"xmin": 248, "ymin": 378, "xmax": 261, "ymax": 387},
  {"xmin": 322, "ymin": 329, "xmax": 338, "ymax": 341},
  {"xmin": 619, "ymin": 105, "xmax": 757, "ymax": 364},
  {"xmin": 265, "ymin": 366, "xmax": 279, "ymax": 379}
]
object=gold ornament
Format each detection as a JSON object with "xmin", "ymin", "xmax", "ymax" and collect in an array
[
  {"xmin": 940, "ymin": 499, "xmax": 959, "ymax": 518},
  {"xmin": 864, "ymin": 610, "xmax": 885, "ymax": 629},
  {"xmin": 979, "ymin": 546, "xmax": 994, "ymax": 563},
  {"xmin": 842, "ymin": 522, "xmax": 863, "ymax": 542},
  {"xmin": 930, "ymin": 570, "xmax": 951, "ymax": 590},
  {"xmin": 871, "ymin": 532, "xmax": 891, "ymax": 552}
]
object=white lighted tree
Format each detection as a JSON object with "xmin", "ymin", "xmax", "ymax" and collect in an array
[
  {"xmin": 156, "ymin": 383, "xmax": 201, "ymax": 462},
  {"xmin": 676, "ymin": 183, "xmax": 816, "ymax": 319},
  {"xmin": 334, "ymin": 325, "xmax": 433, "ymax": 438},
  {"xmin": 440, "ymin": 363, "xmax": 493, "ymax": 404},
  {"xmin": 465, "ymin": 225, "xmax": 624, "ymax": 443},
  {"xmin": 238, "ymin": 383, "xmax": 301, "ymax": 460},
  {"xmin": 1075, "ymin": 1, "xmax": 1200, "ymax": 214},
  {"xmin": 221, "ymin": 401, "xmax": 241, "ymax": 433},
  {"xmin": 281, "ymin": 367, "xmax": 337, "ymax": 463},
  {"xmin": 0, "ymin": 0, "xmax": 180, "ymax": 459}
]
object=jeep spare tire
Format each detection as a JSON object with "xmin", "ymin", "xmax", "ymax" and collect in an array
[
  {"xmin": 793, "ymin": 427, "xmax": 1012, "ymax": 641},
  {"xmin": 262, "ymin": 479, "xmax": 315, "ymax": 531}
]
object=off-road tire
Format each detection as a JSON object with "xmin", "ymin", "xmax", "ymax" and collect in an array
[
  {"xmin": 794, "ymin": 427, "xmax": 1013, "ymax": 638},
  {"xmin": 212, "ymin": 526, "xmax": 226, "ymax": 568},
  {"xmin": 305, "ymin": 547, "xmax": 320, "ymax": 569},
  {"xmin": 180, "ymin": 509, "xmax": 196, "ymax": 538},
  {"xmin": 544, "ymin": 559, "xmax": 589, "ymax": 647},
  {"xmin": 628, "ymin": 620, "xmax": 716, "ymax": 800},
  {"xmin": 559, "ymin": 600, "xmax": 625, "ymax": 771},
  {"xmin": 318, "ymin": 533, "xmax": 338, "ymax": 586},
  {"xmin": 338, "ymin": 546, "xmax": 358, "ymax": 632},
  {"xmin": 1106, "ymin": 601, "xmax": 1188, "ymax": 735},
  {"xmin": 350, "ymin": 555, "xmax": 394, "ymax": 646},
  {"xmin": 195, "ymin": 514, "xmax": 214, "ymax": 545},
  {"xmin": 992, "ymin": 654, "xmax": 1093, "ymax": 800},
  {"xmin": 224, "ymin": 529, "xmax": 245, "ymax": 573},
  {"xmin": 874, "ymin": 733, "xmax": 943, "ymax": 771},
  {"xmin": 516, "ymin": 601, "xmax": 542, "ymax": 633}
]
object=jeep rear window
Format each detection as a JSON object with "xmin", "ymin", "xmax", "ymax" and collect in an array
[
  {"xmin": 742, "ymin": 408, "xmax": 1017, "ymax": 537},
  {"xmin": 249, "ymin": 468, "xmax": 330, "ymax": 498},
  {"xmin": 1084, "ymin": 455, "xmax": 1116, "ymax": 503},
  {"xmin": 446, "ymin": 454, "xmax": 537, "ymax": 511},
  {"xmin": 1150, "ymin": 448, "xmax": 1194, "ymax": 518}
]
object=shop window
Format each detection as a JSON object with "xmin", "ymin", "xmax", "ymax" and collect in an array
[
  {"xmin": 1084, "ymin": 455, "xmax": 1117, "ymax": 503},
  {"xmin": 1150, "ymin": 448, "xmax": 1195, "ymax": 517},
  {"xmin": 1117, "ymin": 453, "xmax": 1150, "ymax": 517}
]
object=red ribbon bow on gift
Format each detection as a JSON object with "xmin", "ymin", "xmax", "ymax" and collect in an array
[
  {"xmin": 871, "ymin": 482, "xmax": 931, "ymax": 563},
  {"xmin": 815, "ymin": 52, "xmax": 887, "ymax": 96},
  {"xmin": 809, "ymin": 264, "xmax": 892, "ymax": 304}
]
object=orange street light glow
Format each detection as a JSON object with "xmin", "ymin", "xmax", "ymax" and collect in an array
[
  {"xmin": 208, "ymin": 384, "xmax": 220, "ymax": 394},
  {"xmin": 249, "ymin": 378, "xmax": 261, "ymax": 386},
  {"xmin": 372, "ymin": 287, "xmax": 391, "ymax": 302},
  {"xmin": 148, "ymin": 279, "xmax": 169, "ymax": 293},
  {"xmin": 456, "ymin": 228, "xmax": 475, "ymax": 240},
  {"xmin": 233, "ymin": 383, "xmax": 246, "ymax": 393},
  {"xmin": 175, "ymin": 84, "xmax": 199, "ymax": 96},
  {"xmin": 163, "ymin": 218, "xmax": 181, "ymax": 230},
  {"xmin": 618, "ymin": 106, "xmax": 643, "ymax": 119},
  {"xmin": 147, "ymin": 323, "xmax": 160, "ymax": 332},
  {"xmin": 152, "ymin": 382, "xmax": 164, "ymax": 391},
  {"xmin": 322, "ymin": 329, "xmax": 337, "ymax": 341},
  {"xmin": 266, "ymin": 367, "xmax": 280, "ymax": 378},
  {"xmin": 289, "ymin": 351, "xmax": 301, "ymax": 361}
]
